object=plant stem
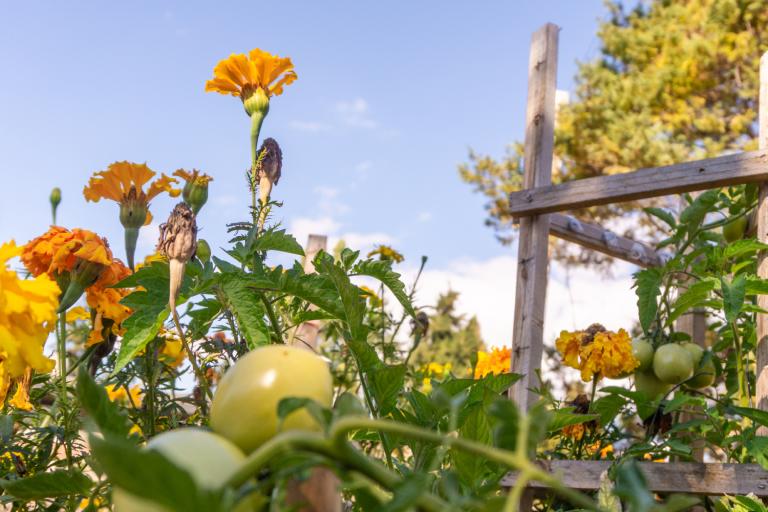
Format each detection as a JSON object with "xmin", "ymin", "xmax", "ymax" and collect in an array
[
  {"xmin": 730, "ymin": 320, "xmax": 750, "ymax": 407},
  {"xmin": 260, "ymin": 294, "xmax": 283, "ymax": 343},
  {"xmin": 250, "ymin": 111, "xmax": 266, "ymax": 222},
  {"xmin": 57, "ymin": 311, "xmax": 67, "ymax": 403},
  {"xmin": 145, "ymin": 342, "xmax": 156, "ymax": 437},
  {"xmin": 171, "ymin": 309, "xmax": 212, "ymax": 407}
]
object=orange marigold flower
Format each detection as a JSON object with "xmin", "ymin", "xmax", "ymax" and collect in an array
[
  {"xmin": 205, "ymin": 49, "xmax": 297, "ymax": 100},
  {"xmin": 173, "ymin": 169, "xmax": 213, "ymax": 186},
  {"xmin": 85, "ymin": 259, "xmax": 133, "ymax": 346},
  {"xmin": 555, "ymin": 330, "xmax": 584, "ymax": 370},
  {"xmin": 83, "ymin": 161, "xmax": 180, "ymax": 226},
  {"xmin": 562, "ymin": 423, "xmax": 586, "ymax": 441},
  {"xmin": 367, "ymin": 245, "xmax": 404, "ymax": 264},
  {"xmin": 555, "ymin": 326, "xmax": 638, "ymax": 382},
  {"xmin": 21, "ymin": 227, "xmax": 111, "ymax": 278},
  {"xmin": 474, "ymin": 347, "xmax": 511, "ymax": 379}
]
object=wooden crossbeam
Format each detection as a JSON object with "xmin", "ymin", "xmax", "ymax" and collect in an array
[
  {"xmin": 507, "ymin": 150, "xmax": 768, "ymax": 217},
  {"xmin": 502, "ymin": 461, "xmax": 768, "ymax": 497},
  {"xmin": 548, "ymin": 213, "xmax": 663, "ymax": 267}
]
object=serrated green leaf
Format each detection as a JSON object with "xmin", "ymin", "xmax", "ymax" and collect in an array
[
  {"xmin": 353, "ymin": 259, "xmax": 416, "ymax": 317},
  {"xmin": 679, "ymin": 189, "xmax": 719, "ymax": 233},
  {"xmin": 454, "ymin": 403, "xmax": 492, "ymax": 488},
  {"xmin": 667, "ymin": 278, "xmax": 716, "ymax": 325},
  {"xmin": 634, "ymin": 268, "xmax": 663, "ymax": 333},
  {"xmin": 248, "ymin": 229, "xmax": 305, "ymax": 256},
  {"xmin": 369, "ymin": 365, "xmax": 406, "ymax": 415},
  {"xmin": 730, "ymin": 405, "xmax": 768, "ymax": 428},
  {"xmin": 548, "ymin": 408, "xmax": 598, "ymax": 432},
  {"xmin": 76, "ymin": 368, "xmax": 133, "ymax": 439},
  {"xmin": 113, "ymin": 305, "xmax": 168, "ymax": 375},
  {"xmin": 592, "ymin": 394, "xmax": 627, "ymax": 426},
  {"xmin": 724, "ymin": 239, "xmax": 768, "ymax": 260},
  {"xmin": 219, "ymin": 273, "xmax": 270, "ymax": 348},
  {"xmin": 187, "ymin": 298, "xmax": 222, "ymax": 339},
  {"xmin": 0, "ymin": 471, "xmax": 92, "ymax": 500}
]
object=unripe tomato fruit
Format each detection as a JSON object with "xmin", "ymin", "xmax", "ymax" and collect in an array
[
  {"xmin": 653, "ymin": 344, "xmax": 693, "ymax": 384},
  {"xmin": 633, "ymin": 338, "xmax": 654, "ymax": 372},
  {"xmin": 210, "ymin": 345, "xmax": 333, "ymax": 453},
  {"xmin": 680, "ymin": 342, "xmax": 704, "ymax": 366},
  {"xmin": 723, "ymin": 215, "xmax": 747, "ymax": 243},
  {"xmin": 634, "ymin": 369, "xmax": 671, "ymax": 400},
  {"xmin": 113, "ymin": 428, "xmax": 249, "ymax": 512},
  {"xmin": 685, "ymin": 350, "xmax": 717, "ymax": 389}
]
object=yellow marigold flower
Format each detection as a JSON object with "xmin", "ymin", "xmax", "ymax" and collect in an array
[
  {"xmin": 174, "ymin": 169, "xmax": 212, "ymax": 215},
  {"xmin": 159, "ymin": 338, "xmax": 186, "ymax": 369},
  {"xmin": 66, "ymin": 306, "xmax": 90, "ymax": 323},
  {"xmin": 0, "ymin": 241, "xmax": 58, "ymax": 377},
  {"xmin": 8, "ymin": 381, "xmax": 32, "ymax": 411},
  {"xmin": 205, "ymin": 49, "xmax": 297, "ymax": 100},
  {"xmin": 474, "ymin": 347, "xmax": 511, "ymax": 379},
  {"xmin": 578, "ymin": 329, "xmax": 638, "ymax": 381},
  {"xmin": 555, "ymin": 330, "xmax": 584, "ymax": 370},
  {"xmin": 83, "ymin": 161, "xmax": 180, "ymax": 225},
  {"xmin": 420, "ymin": 362, "xmax": 452, "ymax": 393},
  {"xmin": 359, "ymin": 285, "xmax": 383, "ymax": 308},
  {"xmin": 367, "ymin": 245, "xmax": 404, "ymax": 264},
  {"xmin": 105, "ymin": 384, "xmax": 143, "ymax": 408},
  {"xmin": 174, "ymin": 169, "xmax": 213, "ymax": 186}
]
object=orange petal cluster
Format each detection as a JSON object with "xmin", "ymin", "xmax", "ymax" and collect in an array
[
  {"xmin": 21, "ymin": 227, "xmax": 112, "ymax": 278},
  {"xmin": 474, "ymin": 347, "xmax": 512, "ymax": 379},
  {"xmin": 205, "ymin": 49, "xmax": 297, "ymax": 99}
]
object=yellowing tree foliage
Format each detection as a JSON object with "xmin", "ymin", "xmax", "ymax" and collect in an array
[{"xmin": 460, "ymin": 0, "xmax": 768, "ymax": 267}]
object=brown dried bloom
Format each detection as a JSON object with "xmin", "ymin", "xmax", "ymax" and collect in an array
[
  {"xmin": 157, "ymin": 203, "xmax": 197, "ymax": 312},
  {"xmin": 256, "ymin": 137, "xmax": 283, "ymax": 231}
]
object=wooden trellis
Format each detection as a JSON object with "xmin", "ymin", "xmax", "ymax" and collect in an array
[{"xmin": 505, "ymin": 23, "xmax": 768, "ymax": 507}]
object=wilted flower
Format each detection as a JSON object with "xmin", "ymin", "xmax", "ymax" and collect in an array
[
  {"xmin": 474, "ymin": 347, "xmax": 511, "ymax": 379},
  {"xmin": 367, "ymin": 245, "xmax": 404, "ymax": 264},
  {"xmin": 174, "ymin": 169, "xmax": 213, "ymax": 214},
  {"xmin": 83, "ymin": 161, "xmax": 180, "ymax": 268},
  {"xmin": 157, "ymin": 203, "xmax": 197, "ymax": 315}
]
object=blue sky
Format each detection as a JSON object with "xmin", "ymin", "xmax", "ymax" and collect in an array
[{"xmin": 1, "ymin": 2, "xmax": 640, "ymax": 347}]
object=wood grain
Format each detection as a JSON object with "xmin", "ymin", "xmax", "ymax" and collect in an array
[
  {"xmin": 757, "ymin": 52, "xmax": 768, "ymax": 431},
  {"xmin": 509, "ymin": 23, "xmax": 559, "ymax": 412},
  {"xmin": 502, "ymin": 461, "xmax": 768, "ymax": 496},
  {"xmin": 507, "ymin": 150, "xmax": 768, "ymax": 217},
  {"xmin": 548, "ymin": 213, "xmax": 662, "ymax": 267}
]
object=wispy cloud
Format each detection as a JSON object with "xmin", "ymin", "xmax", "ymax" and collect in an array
[
  {"xmin": 314, "ymin": 185, "xmax": 350, "ymax": 216},
  {"xmin": 417, "ymin": 211, "xmax": 432, "ymax": 222},
  {"xmin": 335, "ymin": 98, "xmax": 378, "ymax": 129},
  {"xmin": 355, "ymin": 160, "xmax": 373, "ymax": 173},
  {"xmin": 288, "ymin": 120, "xmax": 332, "ymax": 133}
]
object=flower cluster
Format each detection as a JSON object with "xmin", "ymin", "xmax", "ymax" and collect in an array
[
  {"xmin": 555, "ymin": 324, "xmax": 638, "ymax": 382},
  {"xmin": 420, "ymin": 362, "xmax": 452, "ymax": 393},
  {"xmin": 85, "ymin": 259, "xmax": 133, "ymax": 346},
  {"xmin": 474, "ymin": 347, "xmax": 511, "ymax": 379},
  {"xmin": 0, "ymin": 242, "xmax": 58, "ymax": 399},
  {"xmin": 21, "ymin": 226, "xmax": 111, "ymax": 278}
]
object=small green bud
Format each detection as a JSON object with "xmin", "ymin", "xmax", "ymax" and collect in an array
[
  {"xmin": 50, "ymin": 187, "xmax": 62, "ymax": 224},
  {"xmin": 119, "ymin": 196, "xmax": 148, "ymax": 229},
  {"xmin": 196, "ymin": 239, "xmax": 211, "ymax": 263},
  {"xmin": 57, "ymin": 259, "xmax": 106, "ymax": 312},
  {"xmin": 183, "ymin": 180, "xmax": 209, "ymax": 215}
]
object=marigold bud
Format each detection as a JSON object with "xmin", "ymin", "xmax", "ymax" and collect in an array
[
  {"xmin": 57, "ymin": 258, "xmax": 107, "ymax": 312},
  {"xmin": 196, "ymin": 239, "xmax": 211, "ymax": 263},
  {"xmin": 182, "ymin": 179, "xmax": 209, "ymax": 215},
  {"xmin": 49, "ymin": 187, "xmax": 61, "ymax": 225},
  {"xmin": 243, "ymin": 87, "xmax": 270, "ymax": 118}
]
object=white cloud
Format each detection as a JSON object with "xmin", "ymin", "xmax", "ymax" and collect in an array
[
  {"xmin": 355, "ymin": 160, "xmax": 373, "ymax": 173},
  {"xmin": 335, "ymin": 232, "xmax": 395, "ymax": 253},
  {"xmin": 417, "ymin": 211, "xmax": 432, "ymax": 222},
  {"xmin": 289, "ymin": 120, "xmax": 331, "ymax": 133},
  {"xmin": 335, "ymin": 98, "xmax": 378, "ymax": 129},
  {"xmin": 288, "ymin": 216, "xmax": 341, "ymax": 247},
  {"xmin": 314, "ymin": 186, "xmax": 350, "ymax": 216}
]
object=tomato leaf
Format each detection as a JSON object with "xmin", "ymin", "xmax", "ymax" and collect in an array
[
  {"xmin": 219, "ymin": 273, "xmax": 270, "ymax": 348},
  {"xmin": 721, "ymin": 274, "xmax": 746, "ymax": 323},
  {"xmin": 247, "ymin": 228, "xmax": 305, "ymax": 256},
  {"xmin": 369, "ymin": 365, "xmax": 406, "ymax": 415},
  {"xmin": 352, "ymin": 259, "xmax": 415, "ymax": 317},
  {"xmin": 746, "ymin": 437, "xmax": 768, "ymax": 470},
  {"xmin": 0, "ymin": 470, "xmax": 92, "ymax": 500},
  {"xmin": 644, "ymin": 207, "xmax": 676, "ymax": 229},
  {"xmin": 634, "ymin": 268, "xmax": 663, "ymax": 333},
  {"xmin": 667, "ymin": 278, "xmax": 716, "ymax": 326}
]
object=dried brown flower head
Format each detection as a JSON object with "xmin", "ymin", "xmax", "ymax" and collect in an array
[
  {"xmin": 158, "ymin": 203, "xmax": 198, "ymax": 263},
  {"xmin": 257, "ymin": 137, "xmax": 282, "ymax": 186}
]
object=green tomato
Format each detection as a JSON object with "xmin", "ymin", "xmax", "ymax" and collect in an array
[
  {"xmin": 722, "ymin": 215, "xmax": 747, "ymax": 243},
  {"xmin": 634, "ymin": 369, "xmax": 671, "ymax": 400},
  {"xmin": 653, "ymin": 344, "xmax": 694, "ymax": 384},
  {"xmin": 195, "ymin": 239, "xmax": 212, "ymax": 263},
  {"xmin": 633, "ymin": 338, "xmax": 655, "ymax": 372},
  {"xmin": 686, "ymin": 353, "xmax": 717, "ymax": 389},
  {"xmin": 210, "ymin": 345, "xmax": 334, "ymax": 453},
  {"xmin": 113, "ymin": 428, "xmax": 252, "ymax": 512},
  {"xmin": 680, "ymin": 342, "xmax": 704, "ymax": 366}
]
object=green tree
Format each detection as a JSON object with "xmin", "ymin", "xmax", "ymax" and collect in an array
[
  {"xmin": 410, "ymin": 290, "xmax": 486, "ymax": 377},
  {"xmin": 460, "ymin": 0, "xmax": 768, "ymax": 267}
]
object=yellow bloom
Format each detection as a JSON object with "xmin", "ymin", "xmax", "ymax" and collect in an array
[
  {"xmin": 555, "ymin": 330, "xmax": 584, "ymax": 370},
  {"xmin": 474, "ymin": 347, "xmax": 511, "ymax": 379},
  {"xmin": 66, "ymin": 306, "xmax": 90, "ymax": 322},
  {"xmin": 8, "ymin": 381, "xmax": 32, "ymax": 411},
  {"xmin": 556, "ymin": 326, "xmax": 638, "ymax": 382},
  {"xmin": 105, "ymin": 384, "xmax": 143, "ymax": 408},
  {"xmin": 0, "ymin": 241, "xmax": 58, "ymax": 378},
  {"xmin": 579, "ymin": 329, "xmax": 638, "ymax": 381},
  {"xmin": 359, "ymin": 285, "xmax": 383, "ymax": 308},
  {"xmin": 83, "ymin": 161, "xmax": 180, "ymax": 225},
  {"xmin": 159, "ymin": 338, "xmax": 186, "ymax": 369},
  {"xmin": 420, "ymin": 361, "xmax": 452, "ymax": 393},
  {"xmin": 205, "ymin": 49, "xmax": 297, "ymax": 99},
  {"xmin": 367, "ymin": 245, "xmax": 405, "ymax": 264},
  {"xmin": 562, "ymin": 423, "xmax": 585, "ymax": 441}
]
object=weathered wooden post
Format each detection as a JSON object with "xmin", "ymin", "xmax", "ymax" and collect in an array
[
  {"xmin": 509, "ymin": 22, "xmax": 558, "ymax": 511},
  {"xmin": 756, "ymin": 51, "xmax": 768, "ymax": 430},
  {"xmin": 285, "ymin": 234, "xmax": 342, "ymax": 512}
]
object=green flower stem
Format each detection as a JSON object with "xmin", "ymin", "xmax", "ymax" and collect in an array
[
  {"xmin": 145, "ymin": 342, "xmax": 157, "ymax": 437},
  {"xmin": 124, "ymin": 227, "xmax": 140, "ymax": 271},
  {"xmin": 730, "ymin": 320, "xmax": 750, "ymax": 408},
  {"xmin": 330, "ymin": 417, "xmax": 600, "ymax": 511},
  {"xmin": 57, "ymin": 311, "xmax": 67, "ymax": 403},
  {"xmin": 260, "ymin": 294, "xmax": 283, "ymax": 343},
  {"xmin": 250, "ymin": 111, "xmax": 266, "ymax": 220}
]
